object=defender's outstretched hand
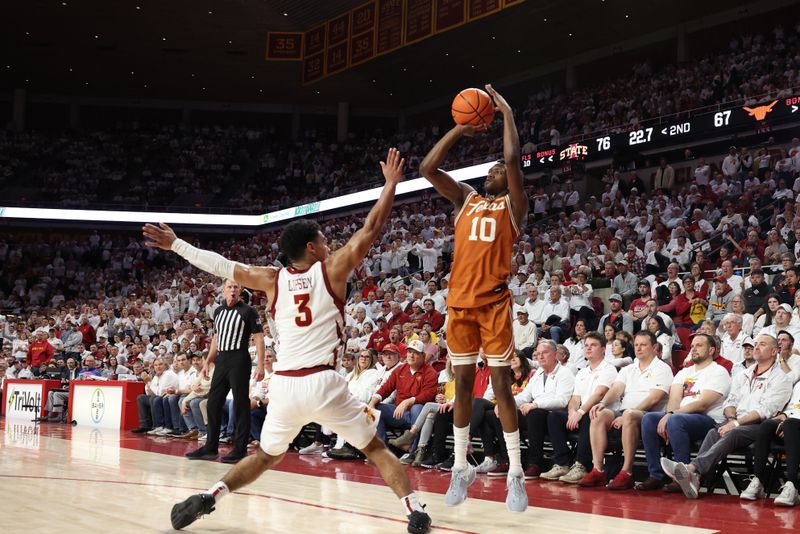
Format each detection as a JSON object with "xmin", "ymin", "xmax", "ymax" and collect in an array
[
  {"xmin": 485, "ymin": 84, "xmax": 511, "ymax": 115},
  {"xmin": 143, "ymin": 222, "xmax": 178, "ymax": 250},
  {"xmin": 380, "ymin": 147, "xmax": 405, "ymax": 186}
]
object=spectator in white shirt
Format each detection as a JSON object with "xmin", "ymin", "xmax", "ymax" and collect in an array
[
  {"xmin": 721, "ymin": 147, "xmax": 741, "ymax": 178},
  {"xmin": 412, "ymin": 240, "xmax": 440, "ymax": 274},
  {"xmin": 720, "ymin": 313, "xmax": 747, "ymax": 365},
  {"xmin": 746, "ymin": 378, "xmax": 800, "ymax": 506},
  {"xmin": 639, "ymin": 334, "xmax": 731, "ymax": 490},
  {"xmin": 541, "ymin": 332, "xmax": 617, "ymax": 483},
  {"xmin": 152, "ymin": 294, "xmax": 174, "ymax": 325},
  {"xmin": 133, "ymin": 358, "xmax": 179, "ymax": 434},
  {"xmin": 568, "ymin": 270, "xmax": 595, "ymax": 327},
  {"xmin": 513, "ymin": 310, "xmax": 538, "ymax": 359},
  {"xmin": 524, "ymin": 284, "xmax": 547, "ymax": 325},
  {"xmin": 513, "ymin": 340, "xmax": 575, "ymax": 479},
  {"xmin": 539, "ymin": 286, "xmax": 571, "ymax": 344},
  {"xmin": 661, "ymin": 334, "xmax": 793, "ymax": 500},
  {"xmin": 694, "ymin": 159, "xmax": 711, "ymax": 186},
  {"xmin": 579, "ymin": 331, "xmax": 672, "ymax": 490}
]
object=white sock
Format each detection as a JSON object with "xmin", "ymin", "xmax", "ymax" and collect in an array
[
  {"xmin": 504, "ymin": 431, "xmax": 523, "ymax": 477},
  {"xmin": 205, "ymin": 481, "xmax": 229, "ymax": 501},
  {"xmin": 400, "ymin": 492, "xmax": 425, "ymax": 515},
  {"xmin": 333, "ymin": 435, "xmax": 345, "ymax": 449},
  {"xmin": 453, "ymin": 425, "xmax": 469, "ymax": 470}
]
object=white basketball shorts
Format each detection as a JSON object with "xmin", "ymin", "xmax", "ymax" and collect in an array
[{"xmin": 259, "ymin": 369, "xmax": 380, "ymax": 456}]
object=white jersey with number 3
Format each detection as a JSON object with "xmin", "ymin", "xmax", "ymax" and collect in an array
[{"xmin": 270, "ymin": 261, "xmax": 345, "ymax": 372}]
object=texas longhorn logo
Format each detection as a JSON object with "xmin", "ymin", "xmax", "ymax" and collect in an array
[{"xmin": 742, "ymin": 100, "xmax": 778, "ymax": 121}]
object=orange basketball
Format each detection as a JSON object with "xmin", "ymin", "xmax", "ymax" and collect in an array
[{"xmin": 451, "ymin": 88, "xmax": 495, "ymax": 127}]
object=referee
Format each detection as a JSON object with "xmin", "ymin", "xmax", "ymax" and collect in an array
[{"xmin": 186, "ymin": 279, "xmax": 264, "ymax": 463}]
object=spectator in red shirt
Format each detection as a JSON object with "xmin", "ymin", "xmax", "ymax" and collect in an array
[
  {"xmin": 368, "ymin": 340, "xmax": 438, "ymax": 449},
  {"xmin": 78, "ymin": 317, "xmax": 96, "ymax": 350},
  {"xmin": 27, "ymin": 330, "xmax": 55, "ymax": 376},
  {"xmin": 361, "ymin": 277, "xmax": 379, "ymax": 300},
  {"xmin": 367, "ymin": 317, "xmax": 391, "ymax": 352},
  {"xmin": 629, "ymin": 280, "xmax": 652, "ymax": 330},
  {"xmin": 387, "ymin": 302, "xmax": 411, "ymax": 331},
  {"xmin": 421, "ymin": 299, "xmax": 444, "ymax": 332}
]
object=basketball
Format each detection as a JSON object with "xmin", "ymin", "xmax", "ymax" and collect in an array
[{"xmin": 451, "ymin": 88, "xmax": 495, "ymax": 127}]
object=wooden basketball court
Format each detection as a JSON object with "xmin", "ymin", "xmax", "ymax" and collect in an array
[{"xmin": 0, "ymin": 418, "xmax": 793, "ymax": 533}]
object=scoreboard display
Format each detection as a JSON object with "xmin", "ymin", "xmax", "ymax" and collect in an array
[{"xmin": 521, "ymin": 93, "xmax": 800, "ymax": 171}]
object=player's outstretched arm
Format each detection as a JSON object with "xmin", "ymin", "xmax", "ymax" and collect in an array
[
  {"xmin": 142, "ymin": 223, "xmax": 276, "ymax": 292},
  {"xmin": 419, "ymin": 125, "xmax": 481, "ymax": 211},
  {"xmin": 326, "ymin": 148, "xmax": 404, "ymax": 287},
  {"xmin": 485, "ymin": 84, "xmax": 527, "ymax": 228}
]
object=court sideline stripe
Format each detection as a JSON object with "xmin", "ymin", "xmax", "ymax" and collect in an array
[{"xmin": 0, "ymin": 474, "xmax": 477, "ymax": 534}]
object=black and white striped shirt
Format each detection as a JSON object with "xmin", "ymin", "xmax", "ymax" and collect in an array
[{"xmin": 213, "ymin": 300, "xmax": 263, "ymax": 353}]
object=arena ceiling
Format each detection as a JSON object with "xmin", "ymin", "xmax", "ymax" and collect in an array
[{"xmin": 0, "ymin": 0, "xmax": 766, "ymax": 110}]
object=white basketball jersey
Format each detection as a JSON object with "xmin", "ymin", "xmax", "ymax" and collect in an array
[{"xmin": 270, "ymin": 261, "xmax": 345, "ymax": 372}]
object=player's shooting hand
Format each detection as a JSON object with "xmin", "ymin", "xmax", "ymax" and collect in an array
[
  {"xmin": 458, "ymin": 124, "xmax": 488, "ymax": 137},
  {"xmin": 485, "ymin": 84, "xmax": 511, "ymax": 115},
  {"xmin": 143, "ymin": 223, "xmax": 178, "ymax": 250},
  {"xmin": 380, "ymin": 147, "xmax": 405, "ymax": 186}
]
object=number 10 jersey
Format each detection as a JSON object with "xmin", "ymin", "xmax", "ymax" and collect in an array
[
  {"xmin": 447, "ymin": 191, "xmax": 519, "ymax": 309},
  {"xmin": 270, "ymin": 261, "xmax": 345, "ymax": 372}
]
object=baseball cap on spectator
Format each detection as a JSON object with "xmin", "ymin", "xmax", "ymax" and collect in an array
[
  {"xmin": 616, "ymin": 259, "xmax": 628, "ymax": 265},
  {"xmin": 406, "ymin": 340, "xmax": 425, "ymax": 354},
  {"xmin": 376, "ymin": 316, "xmax": 387, "ymax": 323},
  {"xmin": 381, "ymin": 344, "xmax": 401, "ymax": 355},
  {"xmin": 638, "ymin": 279, "xmax": 650, "ymax": 287},
  {"xmin": 412, "ymin": 300, "xmax": 423, "ymax": 309},
  {"xmin": 626, "ymin": 244, "xmax": 636, "ymax": 251},
  {"xmin": 609, "ymin": 294, "xmax": 623, "ymax": 302},
  {"xmin": 517, "ymin": 309, "xmax": 529, "ymax": 315},
  {"xmin": 742, "ymin": 337, "xmax": 755, "ymax": 347},
  {"xmin": 517, "ymin": 269, "xmax": 527, "ymax": 275},
  {"xmin": 778, "ymin": 303, "xmax": 793, "ymax": 313}
]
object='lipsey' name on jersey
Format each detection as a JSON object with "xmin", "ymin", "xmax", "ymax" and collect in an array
[
  {"xmin": 287, "ymin": 276, "xmax": 313, "ymax": 291},
  {"xmin": 465, "ymin": 199, "xmax": 506, "ymax": 217}
]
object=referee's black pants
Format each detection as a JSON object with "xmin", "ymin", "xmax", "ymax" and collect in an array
[{"xmin": 205, "ymin": 351, "xmax": 251, "ymax": 454}]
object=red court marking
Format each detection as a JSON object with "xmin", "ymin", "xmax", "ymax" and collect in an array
[{"xmin": 0, "ymin": 474, "xmax": 476, "ymax": 534}]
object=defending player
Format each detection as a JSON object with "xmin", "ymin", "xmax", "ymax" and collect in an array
[
  {"xmin": 419, "ymin": 84, "xmax": 528, "ymax": 512},
  {"xmin": 144, "ymin": 148, "xmax": 431, "ymax": 534}
]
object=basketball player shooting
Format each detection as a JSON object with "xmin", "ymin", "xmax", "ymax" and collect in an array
[
  {"xmin": 143, "ymin": 148, "xmax": 432, "ymax": 534},
  {"xmin": 419, "ymin": 84, "xmax": 529, "ymax": 512}
]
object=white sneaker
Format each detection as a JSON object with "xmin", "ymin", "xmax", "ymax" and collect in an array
[
  {"xmin": 299, "ymin": 442, "xmax": 325, "ymax": 455},
  {"xmin": 506, "ymin": 473, "xmax": 528, "ymax": 513},
  {"xmin": 147, "ymin": 426, "xmax": 165, "ymax": 436},
  {"xmin": 660, "ymin": 457, "xmax": 677, "ymax": 480},
  {"xmin": 740, "ymin": 476, "xmax": 765, "ymax": 500},
  {"xmin": 197, "ymin": 433, "xmax": 207, "ymax": 441},
  {"xmin": 559, "ymin": 462, "xmax": 587, "ymax": 484},
  {"xmin": 475, "ymin": 457, "xmax": 498, "ymax": 474},
  {"xmin": 541, "ymin": 464, "xmax": 570, "ymax": 481},
  {"xmin": 774, "ymin": 481, "xmax": 800, "ymax": 507},
  {"xmin": 673, "ymin": 462, "xmax": 700, "ymax": 499},
  {"xmin": 157, "ymin": 427, "xmax": 172, "ymax": 436},
  {"xmin": 444, "ymin": 464, "xmax": 476, "ymax": 507}
]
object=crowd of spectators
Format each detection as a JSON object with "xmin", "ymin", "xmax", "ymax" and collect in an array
[{"xmin": 2, "ymin": 26, "xmax": 798, "ymax": 214}]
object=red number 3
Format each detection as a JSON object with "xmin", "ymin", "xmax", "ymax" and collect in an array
[{"xmin": 294, "ymin": 294, "xmax": 312, "ymax": 327}]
